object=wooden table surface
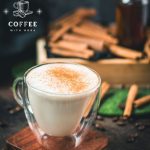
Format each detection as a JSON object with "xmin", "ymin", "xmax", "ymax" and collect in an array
[{"xmin": 0, "ymin": 85, "xmax": 150, "ymax": 150}]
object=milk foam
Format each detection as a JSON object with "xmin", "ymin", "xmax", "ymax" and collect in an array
[{"xmin": 26, "ymin": 64, "xmax": 99, "ymax": 94}]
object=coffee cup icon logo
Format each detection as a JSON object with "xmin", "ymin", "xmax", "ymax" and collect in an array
[{"xmin": 13, "ymin": 0, "xmax": 33, "ymax": 18}]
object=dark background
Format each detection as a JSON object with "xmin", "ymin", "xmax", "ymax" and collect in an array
[
  {"xmin": 0, "ymin": 0, "xmax": 150, "ymax": 81},
  {"xmin": 0, "ymin": 0, "xmax": 120, "ymax": 81}
]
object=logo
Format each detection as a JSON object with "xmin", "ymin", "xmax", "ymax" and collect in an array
[
  {"xmin": 1, "ymin": 1, "xmax": 42, "ymax": 32},
  {"xmin": 13, "ymin": 0, "xmax": 33, "ymax": 18}
]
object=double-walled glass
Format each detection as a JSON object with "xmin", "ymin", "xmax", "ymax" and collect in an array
[{"xmin": 13, "ymin": 63, "xmax": 101, "ymax": 149}]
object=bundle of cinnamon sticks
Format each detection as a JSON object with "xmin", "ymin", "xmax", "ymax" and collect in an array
[
  {"xmin": 47, "ymin": 7, "xmax": 150, "ymax": 63},
  {"xmin": 48, "ymin": 8, "xmax": 105, "ymax": 59}
]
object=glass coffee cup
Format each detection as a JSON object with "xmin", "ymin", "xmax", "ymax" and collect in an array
[{"xmin": 13, "ymin": 63, "xmax": 101, "ymax": 149}]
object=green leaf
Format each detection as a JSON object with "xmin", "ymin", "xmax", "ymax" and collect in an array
[{"xmin": 98, "ymin": 88, "xmax": 150, "ymax": 116}]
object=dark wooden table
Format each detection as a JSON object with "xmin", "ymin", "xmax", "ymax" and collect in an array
[
  {"xmin": 0, "ymin": 85, "xmax": 150, "ymax": 150},
  {"xmin": 0, "ymin": 85, "xmax": 27, "ymax": 149}
]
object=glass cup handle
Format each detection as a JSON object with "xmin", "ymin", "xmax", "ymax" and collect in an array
[{"xmin": 13, "ymin": 77, "xmax": 24, "ymax": 107}]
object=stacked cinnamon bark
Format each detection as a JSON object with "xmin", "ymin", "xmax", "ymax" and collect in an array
[{"xmin": 47, "ymin": 8, "xmax": 150, "ymax": 63}]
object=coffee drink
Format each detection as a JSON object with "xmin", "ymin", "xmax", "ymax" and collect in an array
[{"xmin": 26, "ymin": 63, "xmax": 100, "ymax": 136}]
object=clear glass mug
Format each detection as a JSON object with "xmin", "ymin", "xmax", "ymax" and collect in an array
[{"xmin": 13, "ymin": 63, "xmax": 101, "ymax": 149}]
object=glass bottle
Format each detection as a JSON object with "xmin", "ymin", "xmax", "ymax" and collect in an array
[{"xmin": 116, "ymin": 0, "xmax": 149, "ymax": 50}]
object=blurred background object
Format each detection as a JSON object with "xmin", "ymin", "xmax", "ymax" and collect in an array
[{"xmin": 116, "ymin": 0, "xmax": 149, "ymax": 50}]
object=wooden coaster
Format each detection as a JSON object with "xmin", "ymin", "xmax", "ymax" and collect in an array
[{"xmin": 6, "ymin": 127, "xmax": 108, "ymax": 150}]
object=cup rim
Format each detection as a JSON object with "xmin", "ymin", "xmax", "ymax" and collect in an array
[{"xmin": 24, "ymin": 62, "xmax": 101, "ymax": 96}]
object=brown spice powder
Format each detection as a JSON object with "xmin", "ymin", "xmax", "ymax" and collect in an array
[{"xmin": 47, "ymin": 67, "xmax": 87, "ymax": 93}]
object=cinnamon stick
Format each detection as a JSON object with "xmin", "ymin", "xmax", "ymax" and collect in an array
[
  {"xmin": 62, "ymin": 33, "xmax": 104, "ymax": 51},
  {"xmin": 50, "ymin": 13, "xmax": 76, "ymax": 32},
  {"xmin": 109, "ymin": 45, "xmax": 143, "ymax": 59},
  {"xmin": 51, "ymin": 48, "xmax": 94, "ymax": 59},
  {"xmin": 72, "ymin": 26, "xmax": 118, "ymax": 44},
  {"xmin": 50, "ymin": 40, "xmax": 88, "ymax": 51},
  {"xmin": 51, "ymin": 17, "xmax": 82, "ymax": 42},
  {"xmin": 79, "ymin": 20, "xmax": 108, "ymax": 34},
  {"xmin": 50, "ymin": 41, "xmax": 94, "ymax": 57},
  {"xmin": 101, "ymin": 82, "xmax": 110, "ymax": 100},
  {"xmin": 134, "ymin": 95, "xmax": 150, "ymax": 108},
  {"xmin": 123, "ymin": 84, "xmax": 139, "ymax": 117},
  {"xmin": 97, "ymin": 59, "xmax": 137, "ymax": 64},
  {"xmin": 50, "ymin": 25, "xmax": 70, "ymax": 42},
  {"xmin": 79, "ymin": 81, "xmax": 110, "ymax": 117},
  {"xmin": 83, "ymin": 94, "xmax": 97, "ymax": 117},
  {"xmin": 144, "ymin": 39, "xmax": 150, "ymax": 59},
  {"xmin": 74, "ymin": 8, "xmax": 96, "ymax": 18}
]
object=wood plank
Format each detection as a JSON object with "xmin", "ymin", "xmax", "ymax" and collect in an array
[{"xmin": 84, "ymin": 63, "xmax": 150, "ymax": 86}]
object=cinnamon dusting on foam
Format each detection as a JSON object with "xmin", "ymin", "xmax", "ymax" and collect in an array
[
  {"xmin": 47, "ymin": 67, "xmax": 87, "ymax": 93},
  {"xmin": 26, "ymin": 64, "xmax": 99, "ymax": 94}
]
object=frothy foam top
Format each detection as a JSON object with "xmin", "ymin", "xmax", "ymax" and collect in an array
[{"xmin": 26, "ymin": 64, "xmax": 99, "ymax": 94}]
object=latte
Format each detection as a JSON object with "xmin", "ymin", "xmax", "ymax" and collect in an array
[{"xmin": 26, "ymin": 63, "xmax": 100, "ymax": 136}]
